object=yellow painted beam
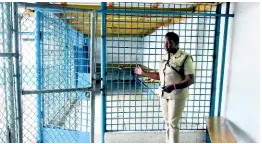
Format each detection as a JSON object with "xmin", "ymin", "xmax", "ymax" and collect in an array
[
  {"xmin": 104, "ymin": 34, "xmax": 143, "ymax": 37},
  {"xmin": 59, "ymin": 13, "xmax": 181, "ymax": 20},
  {"xmin": 62, "ymin": 2, "xmax": 218, "ymax": 12},
  {"xmin": 65, "ymin": 14, "xmax": 178, "ymax": 21},
  {"xmin": 25, "ymin": 8, "xmax": 214, "ymax": 19},
  {"xmin": 78, "ymin": 28, "xmax": 151, "ymax": 34},
  {"xmin": 72, "ymin": 17, "xmax": 180, "ymax": 37},
  {"xmin": 83, "ymin": 32, "xmax": 144, "ymax": 37},
  {"xmin": 71, "ymin": 22, "xmax": 164, "ymax": 29},
  {"xmin": 69, "ymin": 18, "xmax": 171, "ymax": 24},
  {"xmin": 107, "ymin": 23, "xmax": 160, "ymax": 29},
  {"xmin": 65, "ymin": 4, "xmax": 195, "ymax": 12},
  {"xmin": 104, "ymin": 13, "xmax": 184, "ymax": 18},
  {"xmin": 23, "ymin": 2, "xmax": 218, "ymax": 18},
  {"xmin": 66, "ymin": 4, "xmax": 101, "ymax": 10},
  {"xmin": 195, "ymin": 4, "xmax": 216, "ymax": 12},
  {"xmin": 75, "ymin": 28, "xmax": 156, "ymax": 34}
]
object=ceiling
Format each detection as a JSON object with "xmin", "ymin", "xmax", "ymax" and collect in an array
[{"xmin": 23, "ymin": 2, "xmax": 218, "ymax": 37}]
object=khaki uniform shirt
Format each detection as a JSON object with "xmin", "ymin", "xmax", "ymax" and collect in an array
[{"xmin": 158, "ymin": 49, "xmax": 194, "ymax": 99}]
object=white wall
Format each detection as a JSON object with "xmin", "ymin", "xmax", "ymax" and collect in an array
[
  {"xmin": 95, "ymin": 37, "xmax": 143, "ymax": 64},
  {"xmin": 95, "ymin": 37, "xmax": 143, "ymax": 80},
  {"xmin": 221, "ymin": 2, "xmax": 260, "ymax": 143}
]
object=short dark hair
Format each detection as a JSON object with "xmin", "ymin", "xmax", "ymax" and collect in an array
[{"xmin": 165, "ymin": 32, "xmax": 179, "ymax": 45}]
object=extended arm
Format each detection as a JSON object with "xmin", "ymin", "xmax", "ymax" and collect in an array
[{"xmin": 134, "ymin": 66, "xmax": 160, "ymax": 80}]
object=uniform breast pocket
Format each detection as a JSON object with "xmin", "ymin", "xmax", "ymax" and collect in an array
[
  {"xmin": 169, "ymin": 61, "xmax": 183, "ymax": 73},
  {"xmin": 170, "ymin": 55, "xmax": 187, "ymax": 71}
]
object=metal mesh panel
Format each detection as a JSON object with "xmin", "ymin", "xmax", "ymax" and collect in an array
[
  {"xmin": 0, "ymin": 2, "xmax": 230, "ymax": 142},
  {"xmin": 20, "ymin": 11, "xmax": 90, "ymax": 91},
  {"xmin": 0, "ymin": 58, "xmax": 16, "ymax": 143},
  {"xmin": 0, "ymin": 3, "xmax": 17, "ymax": 143},
  {"xmin": 22, "ymin": 92, "xmax": 90, "ymax": 143},
  {"xmin": 104, "ymin": 2, "xmax": 217, "ymax": 131},
  {"xmin": 19, "ymin": 5, "xmax": 92, "ymax": 143}
]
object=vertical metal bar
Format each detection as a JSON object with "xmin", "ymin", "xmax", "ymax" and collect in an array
[
  {"xmin": 65, "ymin": 12, "xmax": 69, "ymax": 130},
  {"xmin": 3, "ymin": 2, "xmax": 16, "ymax": 143},
  {"xmin": 51, "ymin": 12, "xmax": 55, "ymax": 126},
  {"xmin": 45, "ymin": 12, "xmax": 48, "ymax": 124},
  {"xmin": 141, "ymin": 2, "xmax": 145, "ymax": 130},
  {"xmin": 151, "ymin": 3, "xmax": 158, "ymax": 130},
  {"xmin": 205, "ymin": 10, "xmax": 212, "ymax": 127},
  {"xmin": 135, "ymin": 6, "xmax": 138, "ymax": 131},
  {"xmin": 110, "ymin": 13, "xmax": 113, "ymax": 132},
  {"xmin": 197, "ymin": 8, "xmax": 202, "ymax": 129},
  {"xmin": 146, "ymin": 3, "xmax": 151, "ymax": 130},
  {"xmin": 94, "ymin": 12, "xmax": 98, "ymax": 86},
  {"xmin": 64, "ymin": 11, "xmax": 69, "ymax": 106},
  {"xmin": 69, "ymin": 12, "xmax": 72, "ymax": 129},
  {"xmin": 58, "ymin": 12, "xmax": 62, "ymax": 126},
  {"xmin": 122, "ymin": 2, "xmax": 126, "ymax": 131},
  {"xmin": 209, "ymin": 4, "xmax": 221, "ymax": 116},
  {"xmin": 160, "ymin": 4, "xmax": 164, "ymax": 130},
  {"xmin": 40, "ymin": 9, "xmax": 45, "ymax": 128},
  {"xmin": 100, "ymin": 2, "xmax": 107, "ymax": 143},
  {"xmin": 117, "ymin": 6, "xmax": 120, "ymax": 131},
  {"xmin": 217, "ymin": 2, "xmax": 230, "ymax": 116},
  {"xmin": 153, "ymin": 3, "xmax": 157, "ymax": 130},
  {"xmin": 75, "ymin": 11, "xmax": 79, "ymax": 130},
  {"xmin": 80, "ymin": 11, "xmax": 84, "ymax": 132},
  {"xmin": 199, "ymin": 4, "xmax": 207, "ymax": 129},
  {"xmin": 185, "ymin": 7, "xmax": 190, "ymax": 130},
  {"xmin": 13, "ymin": 2, "xmax": 23, "ymax": 142},
  {"xmin": 35, "ymin": 7, "xmax": 43, "ymax": 143},
  {"xmin": 129, "ymin": 2, "xmax": 132, "ymax": 131},
  {"xmin": 90, "ymin": 10, "xmax": 95, "ymax": 143},
  {"xmin": 108, "ymin": 12, "xmax": 112, "ymax": 131}
]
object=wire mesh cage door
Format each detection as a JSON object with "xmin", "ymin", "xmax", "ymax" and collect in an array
[
  {"xmin": 101, "ymin": 2, "xmax": 219, "ymax": 135},
  {"xmin": 17, "ymin": 3, "xmax": 96, "ymax": 143}
]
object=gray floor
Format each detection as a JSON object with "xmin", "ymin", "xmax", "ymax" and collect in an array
[
  {"xmin": 0, "ymin": 82, "xmax": 206, "ymax": 143},
  {"xmin": 103, "ymin": 131, "xmax": 206, "ymax": 143},
  {"xmin": 93, "ymin": 82, "xmax": 206, "ymax": 143}
]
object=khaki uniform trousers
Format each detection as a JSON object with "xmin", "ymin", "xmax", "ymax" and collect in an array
[{"xmin": 160, "ymin": 98, "xmax": 186, "ymax": 143}]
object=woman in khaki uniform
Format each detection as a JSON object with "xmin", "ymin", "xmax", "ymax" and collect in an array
[{"xmin": 134, "ymin": 32, "xmax": 195, "ymax": 143}]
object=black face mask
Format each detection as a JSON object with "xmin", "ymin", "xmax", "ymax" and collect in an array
[{"xmin": 166, "ymin": 47, "xmax": 178, "ymax": 54}]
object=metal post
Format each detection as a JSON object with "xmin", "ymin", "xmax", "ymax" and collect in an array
[
  {"xmin": 218, "ymin": 2, "xmax": 230, "ymax": 116},
  {"xmin": 35, "ymin": 8, "xmax": 43, "ymax": 143},
  {"xmin": 210, "ymin": 4, "xmax": 222, "ymax": 116},
  {"xmin": 13, "ymin": 2, "xmax": 23, "ymax": 142},
  {"xmin": 100, "ymin": 2, "xmax": 106, "ymax": 143},
  {"xmin": 90, "ymin": 10, "xmax": 96, "ymax": 143},
  {"xmin": 3, "ymin": 2, "xmax": 16, "ymax": 143}
]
